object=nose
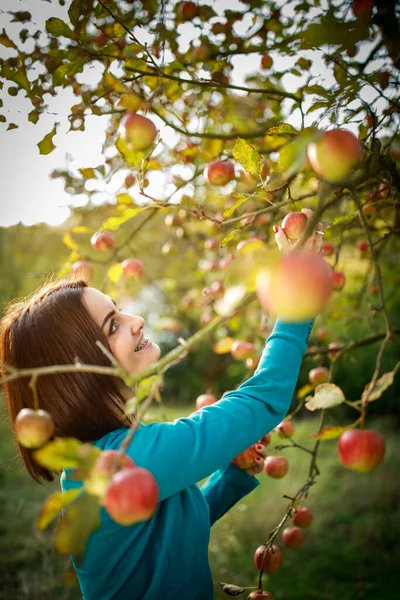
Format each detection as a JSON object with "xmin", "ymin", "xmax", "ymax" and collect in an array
[{"xmin": 130, "ymin": 315, "xmax": 145, "ymax": 336}]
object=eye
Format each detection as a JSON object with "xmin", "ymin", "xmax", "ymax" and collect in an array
[{"xmin": 109, "ymin": 309, "xmax": 122, "ymax": 335}]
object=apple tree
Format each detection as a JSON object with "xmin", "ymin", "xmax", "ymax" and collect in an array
[{"xmin": 1, "ymin": 0, "xmax": 400, "ymax": 597}]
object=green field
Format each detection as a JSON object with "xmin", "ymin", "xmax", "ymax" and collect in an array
[{"xmin": 1, "ymin": 403, "xmax": 399, "ymax": 600}]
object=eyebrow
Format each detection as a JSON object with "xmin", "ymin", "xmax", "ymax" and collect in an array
[{"xmin": 101, "ymin": 298, "xmax": 117, "ymax": 332}]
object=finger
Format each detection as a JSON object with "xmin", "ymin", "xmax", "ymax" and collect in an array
[
  {"xmin": 255, "ymin": 444, "xmax": 268, "ymax": 457},
  {"xmin": 274, "ymin": 226, "xmax": 292, "ymax": 253}
]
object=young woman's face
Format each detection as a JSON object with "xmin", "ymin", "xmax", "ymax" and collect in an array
[{"xmin": 83, "ymin": 287, "xmax": 161, "ymax": 379}]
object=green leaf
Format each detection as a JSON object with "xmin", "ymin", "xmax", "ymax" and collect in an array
[
  {"xmin": 37, "ymin": 125, "xmax": 57, "ymax": 155},
  {"xmin": 1, "ymin": 64, "xmax": 30, "ymax": 93},
  {"xmin": 306, "ymin": 101, "xmax": 328, "ymax": 115},
  {"xmin": 7, "ymin": 123, "xmax": 18, "ymax": 131},
  {"xmin": 54, "ymin": 493, "xmax": 101, "ymax": 565},
  {"xmin": 68, "ymin": 0, "xmax": 89, "ymax": 27},
  {"xmin": 52, "ymin": 63, "xmax": 72, "ymax": 87},
  {"xmin": 0, "ymin": 28, "xmax": 17, "ymax": 49},
  {"xmin": 136, "ymin": 376, "xmax": 160, "ymax": 404},
  {"xmin": 79, "ymin": 168, "xmax": 96, "ymax": 179},
  {"xmin": 37, "ymin": 488, "xmax": 83, "ymax": 530},
  {"xmin": 33, "ymin": 437, "xmax": 86, "ymax": 471},
  {"xmin": 46, "ymin": 17, "xmax": 74, "ymax": 39},
  {"xmin": 28, "ymin": 110, "xmax": 39, "ymax": 124},
  {"xmin": 264, "ymin": 123, "xmax": 298, "ymax": 150},
  {"xmin": 305, "ymin": 383, "xmax": 345, "ymax": 411},
  {"xmin": 331, "ymin": 214, "xmax": 359, "ymax": 228},
  {"xmin": 277, "ymin": 128, "xmax": 320, "ymax": 177},
  {"xmin": 221, "ymin": 229, "xmax": 240, "ymax": 248},
  {"xmin": 232, "ymin": 138, "xmax": 264, "ymax": 177},
  {"xmin": 361, "ymin": 363, "xmax": 400, "ymax": 403},
  {"xmin": 222, "ymin": 194, "xmax": 250, "ymax": 218}
]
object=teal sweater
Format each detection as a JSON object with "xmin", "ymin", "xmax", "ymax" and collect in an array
[{"xmin": 60, "ymin": 318, "xmax": 314, "ymax": 600}]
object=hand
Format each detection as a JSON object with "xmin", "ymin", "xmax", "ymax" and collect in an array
[
  {"xmin": 242, "ymin": 443, "xmax": 268, "ymax": 477},
  {"xmin": 274, "ymin": 208, "xmax": 325, "ymax": 255}
]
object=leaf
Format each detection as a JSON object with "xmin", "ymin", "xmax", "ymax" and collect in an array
[
  {"xmin": 305, "ymin": 383, "xmax": 345, "ymax": 411},
  {"xmin": 219, "ymin": 581, "xmax": 246, "ymax": 596},
  {"xmin": 102, "ymin": 207, "xmax": 142, "ymax": 231},
  {"xmin": 233, "ymin": 138, "xmax": 264, "ymax": 178},
  {"xmin": 200, "ymin": 138, "xmax": 223, "ymax": 161},
  {"xmin": 62, "ymin": 231, "xmax": 79, "ymax": 250},
  {"xmin": 213, "ymin": 337, "xmax": 235, "ymax": 354},
  {"xmin": 72, "ymin": 225, "xmax": 91, "ymax": 234},
  {"xmin": 46, "ymin": 17, "xmax": 74, "ymax": 39},
  {"xmin": 33, "ymin": 438, "xmax": 85, "ymax": 472},
  {"xmin": 37, "ymin": 488, "xmax": 82, "ymax": 530},
  {"xmin": 220, "ymin": 229, "xmax": 240, "ymax": 248},
  {"xmin": 277, "ymin": 128, "xmax": 320, "ymax": 177},
  {"xmin": 79, "ymin": 167, "xmax": 96, "ymax": 179},
  {"xmin": 104, "ymin": 72, "xmax": 130, "ymax": 94},
  {"xmin": 306, "ymin": 101, "xmax": 329, "ymax": 115},
  {"xmin": 214, "ymin": 285, "xmax": 247, "ymax": 317},
  {"xmin": 361, "ymin": 363, "xmax": 400, "ymax": 403},
  {"xmin": 1, "ymin": 64, "xmax": 30, "ymax": 93},
  {"xmin": 7, "ymin": 123, "xmax": 18, "ymax": 131},
  {"xmin": 311, "ymin": 424, "xmax": 354, "ymax": 440},
  {"xmin": 68, "ymin": 0, "xmax": 89, "ymax": 27},
  {"xmin": 37, "ymin": 125, "xmax": 57, "ymax": 155},
  {"xmin": 331, "ymin": 214, "xmax": 359, "ymax": 228},
  {"xmin": 222, "ymin": 194, "xmax": 249, "ymax": 218},
  {"xmin": 28, "ymin": 110, "xmax": 39, "ymax": 124},
  {"xmin": 116, "ymin": 193, "xmax": 132, "ymax": 206},
  {"xmin": 53, "ymin": 63, "xmax": 72, "ymax": 87},
  {"xmin": 107, "ymin": 263, "xmax": 124, "ymax": 284},
  {"xmin": 116, "ymin": 136, "xmax": 145, "ymax": 168},
  {"xmin": 0, "ymin": 28, "xmax": 17, "ymax": 49},
  {"xmin": 54, "ymin": 493, "xmax": 101, "ymax": 564},
  {"xmin": 297, "ymin": 383, "xmax": 315, "ymax": 399},
  {"xmin": 264, "ymin": 123, "xmax": 298, "ymax": 150},
  {"xmin": 136, "ymin": 376, "xmax": 160, "ymax": 404},
  {"xmin": 117, "ymin": 93, "xmax": 142, "ymax": 112}
]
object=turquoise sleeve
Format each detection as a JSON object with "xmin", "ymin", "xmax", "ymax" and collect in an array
[
  {"xmin": 199, "ymin": 462, "xmax": 259, "ymax": 526},
  {"xmin": 105, "ymin": 318, "xmax": 314, "ymax": 502}
]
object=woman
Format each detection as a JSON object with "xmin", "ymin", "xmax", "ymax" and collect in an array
[{"xmin": 0, "ymin": 209, "xmax": 323, "ymax": 600}]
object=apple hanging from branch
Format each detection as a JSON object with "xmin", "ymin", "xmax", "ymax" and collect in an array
[
  {"xmin": 338, "ymin": 429, "xmax": 385, "ymax": 473},
  {"xmin": 15, "ymin": 408, "xmax": 55, "ymax": 449}
]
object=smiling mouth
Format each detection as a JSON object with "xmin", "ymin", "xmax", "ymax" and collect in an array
[{"xmin": 134, "ymin": 337, "xmax": 148, "ymax": 352}]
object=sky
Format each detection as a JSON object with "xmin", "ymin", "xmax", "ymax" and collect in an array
[{"xmin": 0, "ymin": 0, "xmax": 388, "ymax": 229}]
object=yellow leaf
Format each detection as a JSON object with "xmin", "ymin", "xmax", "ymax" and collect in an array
[
  {"xmin": 33, "ymin": 438, "xmax": 85, "ymax": 472},
  {"xmin": 37, "ymin": 488, "xmax": 82, "ymax": 530},
  {"xmin": 116, "ymin": 135, "xmax": 145, "ymax": 167},
  {"xmin": 104, "ymin": 72, "xmax": 129, "ymax": 94},
  {"xmin": 311, "ymin": 425, "xmax": 353, "ymax": 440},
  {"xmin": 223, "ymin": 194, "xmax": 250, "ymax": 218},
  {"xmin": 62, "ymin": 231, "xmax": 79, "ymax": 250},
  {"xmin": 107, "ymin": 263, "xmax": 124, "ymax": 284},
  {"xmin": 297, "ymin": 383, "xmax": 315, "ymax": 399},
  {"xmin": 37, "ymin": 125, "xmax": 57, "ymax": 155},
  {"xmin": 79, "ymin": 168, "xmax": 96, "ymax": 179},
  {"xmin": 116, "ymin": 193, "xmax": 133, "ymax": 206},
  {"xmin": 221, "ymin": 229, "xmax": 240, "ymax": 248},
  {"xmin": 72, "ymin": 226, "xmax": 91, "ymax": 234},
  {"xmin": 117, "ymin": 93, "xmax": 142, "ymax": 112},
  {"xmin": 201, "ymin": 138, "xmax": 223, "ymax": 161},
  {"xmin": 55, "ymin": 494, "xmax": 101, "ymax": 564},
  {"xmin": 213, "ymin": 337, "xmax": 235, "ymax": 354},
  {"xmin": 102, "ymin": 207, "xmax": 142, "ymax": 231},
  {"xmin": 233, "ymin": 138, "xmax": 264, "ymax": 177},
  {"xmin": 136, "ymin": 376, "xmax": 161, "ymax": 404},
  {"xmin": 361, "ymin": 363, "xmax": 400, "ymax": 403}
]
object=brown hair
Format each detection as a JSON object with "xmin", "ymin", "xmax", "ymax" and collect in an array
[{"xmin": 0, "ymin": 276, "xmax": 133, "ymax": 485}]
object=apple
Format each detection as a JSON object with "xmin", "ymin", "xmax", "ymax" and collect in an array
[
  {"xmin": 254, "ymin": 544, "xmax": 283, "ymax": 573},
  {"xmin": 208, "ymin": 280, "xmax": 225, "ymax": 299},
  {"xmin": 122, "ymin": 258, "xmax": 143, "ymax": 278},
  {"xmin": 316, "ymin": 327, "xmax": 329, "ymax": 342},
  {"xmin": 91, "ymin": 231, "xmax": 115, "ymax": 252},
  {"xmin": 15, "ymin": 408, "xmax": 55, "ymax": 449},
  {"xmin": 95, "ymin": 32, "xmax": 108, "ymax": 45},
  {"xmin": 338, "ymin": 429, "xmax": 385, "ymax": 473},
  {"xmin": 294, "ymin": 506, "xmax": 313, "ymax": 528},
  {"xmin": 256, "ymin": 251, "xmax": 333, "ymax": 321},
  {"xmin": 309, "ymin": 367, "xmax": 329, "ymax": 386},
  {"xmin": 204, "ymin": 239, "xmax": 219, "ymax": 251},
  {"xmin": 230, "ymin": 340, "xmax": 256, "ymax": 361},
  {"xmin": 282, "ymin": 526, "xmax": 305, "ymax": 548},
  {"xmin": 124, "ymin": 114, "xmax": 157, "ymax": 151},
  {"xmin": 331, "ymin": 270, "xmax": 346, "ymax": 291},
  {"xmin": 275, "ymin": 421, "xmax": 294, "ymax": 438},
  {"xmin": 193, "ymin": 45, "xmax": 210, "ymax": 61},
  {"xmin": 264, "ymin": 456, "xmax": 289, "ymax": 479},
  {"xmin": 125, "ymin": 174, "xmax": 135, "ymax": 187},
  {"xmin": 71, "ymin": 261, "xmax": 94, "ymax": 280},
  {"xmin": 248, "ymin": 592, "xmax": 275, "ymax": 600},
  {"xmin": 232, "ymin": 445, "xmax": 259, "ymax": 469},
  {"xmin": 236, "ymin": 238, "xmax": 267, "ymax": 254},
  {"xmin": 328, "ymin": 342, "xmax": 343, "ymax": 360},
  {"xmin": 352, "ymin": 0, "xmax": 373, "ymax": 18},
  {"xmin": 85, "ymin": 450, "xmax": 136, "ymax": 499},
  {"xmin": 321, "ymin": 242, "xmax": 334, "ymax": 257},
  {"xmin": 281, "ymin": 212, "xmax": 308, "ymax": 242},
  {"xmin": 211, "ymin": 22, "xmax": 232, "ymax": 35},
  {"xmin": 357, "ymin": 240, "xmax": 369, "ymax": 255},
  {"xmin": 103, "ymin": 467, "xmax": 159, "ymax": 526},
  {"xmin": 361, "ymin": 202, "xmax": 377, "ymax": 222},
  {"xmin": 261, "ymin": 54, "xmax": 273, "ymax": 69},
  {"xmin": 306, "ymin": 129, "xmax": 362, "ymax": 182},
  {"xmin": 196, "ymin": 393, "xmax": 217, "ymax": 410},
  {"xmin": 207, "ymin": 161, "xmax": 235, "ymax": 186}
]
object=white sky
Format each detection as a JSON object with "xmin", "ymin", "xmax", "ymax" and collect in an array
[{"xmin": 0, "ymin": 0, "xmax": 388, "ymax": 228}]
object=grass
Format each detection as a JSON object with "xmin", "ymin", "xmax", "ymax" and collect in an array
[{"xmin": 1, "ymin": 401, "xmax": 399, "ymax": 600}]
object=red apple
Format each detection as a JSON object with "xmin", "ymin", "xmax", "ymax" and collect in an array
[
  {"xmin": 71, "ymin": 261, "xmax": 94, "ymax": 280},
  {"xmin": 328, "ymin": 342, "xmax": 343, "ymax": 360},
  {"xmin": 125, "ymin": 174, "xmax": 135, "ymax": 187},
  {"xmin": 15, "ymin": 408, "xmax": 55, "ymax": 449},
  {"xmin": 264, "ymin": 456, "xmax": 289, "ymax": 479},
  {"xmin": 261, "ymin": 54, "xmax": 273, "ymax": 69},
  {"xmin": 338, "ymin": 429, "xmax": 385, "ymax": 473},
  {"xmin": 293, "ymin": 506, "xmax": 313, "ymax": 528},
  {"xmin": 207, "ymin": 161, "xmax": 235, "ymax": 186},
  {"xmin": 307, "ymin": 129, "xmax": 362, "ymax": 182},
  {"xmin": 275, "ymin": 421, "xmax": 294, "ymax": 438},
  {"xmin": 196, "ymin": 393, "xmax": 217, "ymax": 410},
  {"xmin": 352, "ymin": 0, "xmax": 373, "ymax": 18},
  {"xmin": 122, "ymin": 258, "xmax": 143, "ymax": 278},
  {"xmin": 282, "ymin": 526, "xmax": 305, "ymax": 548},
  {"xmin": 331, "ymin": 270, "xmax": 346, "ymax": 291},
  {"xmin": 85, "ymin": 450, "xmax": 136, "ymax": 499},
  {"xmin": 91, "ymin": 231, "xmax": 115, "ymax": 252},
  {"xmin": 124, "ymin": 114, "xmax": 157, "ymax": 151},
  {"xmin": 103, "ymin": 467, "xmax": 159, "ymax": 526},
  {"xmin": 254, "ymin": 544, "xmax": 283, "ymax": 573},
  {"xmin": 281, "ymin": 212, "xmax": 308, "ymax": 242},
  {"xmin": 309, "ymin": 367, "xmax": 329, "ymax": 386},
  {"xmin": 256, "ymin": 251, "xmax": 333, "ymax": 321},
  {"xmin": 316, "ymin": 327, "xmax": 329, "ymax": 342},
  {"xmin": 357, "ymin": 240, "xmax": 369, "ymax": 255},
  {"xmin": 178, "ymin": 1, "xmax": 199, "ymax": 21},
  {"xmin": 321, "ymin": 242, "xmax": 334, "ymax": 257},
  {"xmin": 248, "ymin": 592, "xmax": 275, "ymax": 600},
  {"xmin": 230, "ymin": 340, "xmax": 256, "ymax": 361}
]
